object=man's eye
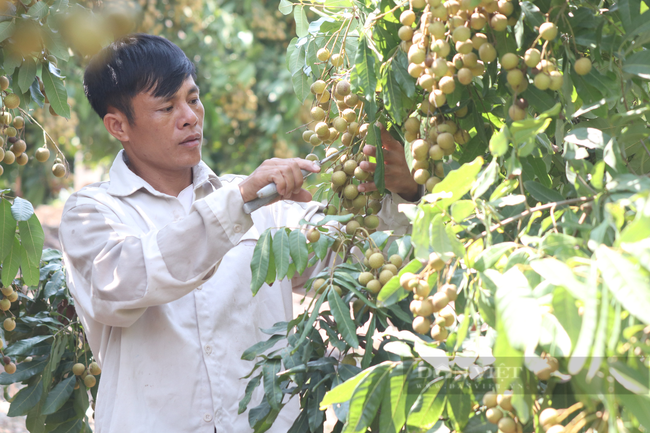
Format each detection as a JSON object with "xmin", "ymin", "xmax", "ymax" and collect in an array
[
  {"xmin": 190, "ymin": 98, "xmax": 199, "ymax": 104},
  {"xmin": 162, "ymin": 106, "xmax": 173, "ymax": 112}
]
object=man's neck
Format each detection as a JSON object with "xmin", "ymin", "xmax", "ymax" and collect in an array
[{"xmin": 123, "ymin": 152, "xmax": 193, "ymax": 197}]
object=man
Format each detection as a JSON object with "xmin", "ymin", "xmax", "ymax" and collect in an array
[{"xmin": 59, "ymin": 34, "xmax": 418, "ymax": 433}]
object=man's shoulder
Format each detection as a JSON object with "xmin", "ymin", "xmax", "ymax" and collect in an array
[{"xmin": 61, "ymin": 181, "xmax": 120, "ymax": 215}]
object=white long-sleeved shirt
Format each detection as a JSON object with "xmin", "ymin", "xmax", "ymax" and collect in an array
[{"xmin": 59, "ymin": 150, "xmax": 411, "ymax": 433}]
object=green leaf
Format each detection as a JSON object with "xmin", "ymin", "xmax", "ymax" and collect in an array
[
  {"xmin": 320, "ymin": 367, "xmax": 377, "ymax": 409},
  {"xmin": 263, "ymin": 358, "xmax": 283, "ymax": 411},
  {"xmin": 489, "ymin": 126, "xmax": 509, "ymax": 156},
  {"xmin": 42, "ymin": 375, "xmax": 76, "ymax": 415},
  {"xmin": 0, "ymin": 198, "xmax": 16, "ymax": 261},
  {"xmin": 520, "ymin": 1, "xmax": 545, "ymax": 28},
  {"xmin": 279, "ymin": 0, "xmax": 293, "ymax": 15},
  {"xmin": 41, "ymin": 63, "xmax": 70, "ymax": 118},
  {"xmin": 378, "ymin": 362, "xmax": 414, "ymax": 433},
  {"xmin": 7, "ymin": 381, "xmax": 43, "ymax": 416},
  {"xmin": 327, "ymin": 289, "xmax": 359, "ymax": 348},
  {"xmin": 623, "ymin": 50, "xmax": 650, "ymax": 79},
  {"xmin": 473, "ymin": 242, "xmax": 518, "ymax": 272},
  {"xmin": 250, "ymin": 229, "xmax": 273, "ymax": 295},
  {"xmin": 42, "ymin": 28, "xmax": 69, "ymax": 62},
  {"xmin": 406, "ymin": 378, "xmax": 445, "ymax": 429},
  {"xmin": 383, "ymin": 68, "xmax": 405, "ymax": 124},
  {"xmin": 28, "ymin": 1, "xmax": 49, "ymax": 18},
  {"xmin": 345, "ymin": 363, "xmax": 391, "ymax": 432},
  {"xmin": 524, "ymin": 181, "xmax": 565, "ymax": 204},
  {"xmin": 289, "ymin": 230, "xmax": 308, "ymax": 275},
  {"xmin": 241, "ymin": 334, "xmax": 283, "ymax": 361},
  {"xmin": 471, "ymin": 157, "xmax": 498, "ymax": 199},
  {"xmin": 11, "ymin": 197, "xmax": 34, "ymax": 221},
  {"xmin": 564, "ymin": 127, "xmax": 609, "ymax": 149},
  {"xmin": 353, "ymin": 35, "xmax": 377, "ymax": 122},
  {"xmin": 296, "ymin": 289, "xmax": 327, "ymax": 346},
  {"xmin": 49, "ymin": 418, "xmax": 84, "ymax": 433},
  {"xmin": 294, "ymin": 6, "xmax": 309, "ymax": 37},
  {"xmin": 429, "ymin": 214, "xmax": 452, "ymax": 255},
  {"xmin": 17, "ymin": 58, "xmax": 37, "ymax": 95},
  {"xmin": 568, "ymin": 269, "xmax": 598, "ymax": 375},
  {"xmin": 291, "ymin": 69, "xmax": 310, "ymax": 103},
  {"xmin": 19, "ymin": 214, "xmax": 44, "ymax": 269},
  {"xmin": 19, "ymin": 245, "xmax": 39, "ymax": 286},
  {"xmin": 425, "ymin": 156, "xmax": 484, "ymax": 210},
  {"xmin": 530, "ymin": 258, "xmax": 588, "ymax": 300},
  {"xmin": 495, "ymin": 267, "xmax": 541, "ymax": 351},
  {"xmin": 273, "ymin": 230, "xmax": 290, "ymax": 281},
  {"xmin": 0, "ymin": 22, "xmax": 15, "ymax": 44},
  {"xmin": 0, "ymin": 356, "xmax": 47, "ymax": 385},
  {"xmin": 539, "ymin": 313, "xmax": 573, "ymax": 358},
  {"xmin": 595, "ymin": 246, "xmax": 650, "ymax": 324},
  {"xmin": 238, "ymin": 374, "xmax": 262, "ymax": 414},
  {"xmin": 2, "ymin": 237, "xmax": 23, "ymax": 287},
  {"xmin": 5, "ymin": 335, "xmax": 53, "ymax": 357}
]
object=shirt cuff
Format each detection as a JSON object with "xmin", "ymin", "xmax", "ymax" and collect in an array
[{"xmin": 204, "ymin": 182, "xmax": 254, "ymax": 244}]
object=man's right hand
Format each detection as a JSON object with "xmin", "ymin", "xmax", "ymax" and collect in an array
[{"xmin": 239, "ymin": 158, "xmax": 321, "ymax": 204}]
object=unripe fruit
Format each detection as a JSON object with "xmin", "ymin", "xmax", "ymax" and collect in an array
[
  {"xmin": 400, "ymin": 10, "xmax": 416, "ymax": 26},
  {"xmin": 539, "ymin": 22, "xmax": 558, "ymax": 40},
  {"xmin": 486, "ymin": 407, "xmax": 504, "ymax": 423},
  {"xmin": 4, "ymin": 94, "xmax": 20, "ymax": 109},
  {"xmin": 497, "ymin": 392, "xmax": 513, "ymax": 411},
  {"xmin": 305, "ymin": 153, "xmax": 319, "ymax": 162},
  {"xmin": 483, "ymin": 391, "xmax": 498, "ymax": 408},
  {"xmin": 452, "ymin": 26, "xmax": 471, "ymax": 42},
  {"xmin": 341, "ymin": 354, "xmax": 356, "ymax": 366},
  {"xmin": 456, "ymin": 105, "xmax": 468, "ymax": 117},
  {"xmin": 425, "ymin": 176, "xmax": 440, "ymax": 192},
  {"xmin": 456, "ymin": 40, "xmax": 473, "ymax": 54},
  {"xmin": 413, "ymin": 168, "xmax": 430, "ymax": 185},
  {"xmin": 366, "ymin": 279, "xmax": 382, "ymax": 294},
  {"xmin": 536, "ymin": 365, "xmax": 552, "ymax": 380},
  {"xmin": 404, "ymin": 118, "xmax": 420, "ymax": 134},
  {"xmin": 408, "ymin": 63, "xmax": 424, "ymax": 78},
  {"xmin": 430, "ymin": 292, "xmax": 450, "ymax": 312},
  {"xmin": 359, "ymin": 272, "xmax": 374, "ymax": 286},
  {"xmin": 6, "ymin": 292, "xmax": 16, "ymax": 302},
  {"xmin": 317, "ymin": 48, "xmax": 330, "ymax": 61},
  {"xmin": 364, "ymin": 215, "xmax": 380, "ymax": 229},
  {"xmin": 428, "ymin": 21, "xmax": 446, "ymax": 38},
  {"xmin": 307, "ymin": 228, "xmax": 321, "ymax": 243},
  {"xmin": 428, "ymin": 252, "xmax": 445, "ymax": 270},
  {"xmin": 431, "ymin": 58, "xmax": 448, "ymax": 77},
  {"xmin": 389, "ymin": 254, "xmax": 403, "ymax": 268},
  {"xmin": 498, "ymin": 417, "xmax": 517, "ymax": 433},
  {"xmin": 13, "ymin": 116, "xmax": 24, "ymax": 129},
  {"xmin": 332, "ymin": 171, "xmax": 347, "ymax": 187},
  {"xmin": 0, "ymin": 298, "xmax": 10, "ymax": 311},
  {"xmin": 412, "ymin": 139, "xmax": 429, "ymax": 160},
  {"xmin": 311, "ymin": 107, "xmax": 325, "ymax": 121},
  {"xmin": 378, "ymin": 269, "xmax": 394, "ymax": 285},
  {"xmin": 399, "ymin": 26, "xmax": 415, "ymax": 41},
  {"xmin": 3, "ymin": 318, "xmax": 15, "ymax": 331},
  {"xmin": 331, "ymin": 53, "xmax": 344, "ymax": 67},
  {"xmin": 344, "ymin": 93, "xmax": 359, "ymax": 107},
  {"xmin": 438, "ymin": 76, "xmax": 456, "ymax": 94},
  {"xmin": 470, "ymin": 12, "xmax": 487, "ymax": 30},
  {"xmin": 416, "ymin": 298, "xmax": 435, "ymax": 316},
  {"xmin": 437, "ymin": 132, "xmax": 455, "ymax": 151},
  {"xmin": 310, "ymin": 135, "xmax": 322, "ymax": 146},
  {"xmin": 524, "ymin": 48, "xmax": 541, "ymax": 68},
  {"xmin": 413, "ymin": 279, "xmax": 430, "ymax": 297},
  {"xmin": 342, "ymin": 108, "xmax": 356, "ymax": 123},
  {"xmin": 84, "ymin": 374, "xmax": 97, "ymax": 388},
  {"xmin": 430, "ymin": 324, "xmax": 448, "ymax": 341},
  {"xmin": 441, "ymin": 283, "xmax": 458, "ymax": 301},
  {"xmin": 549, "ymin": 71, "xmax": 564, "ymax": 91},
  {"xmin": 501, "ymin": 53, "xmax": 519, "ymax": 70},
  {"xmin": 5, "ymin": 126, "xmax": 16, "ymax": 137},
  {"xmin": 506, "ymin": 69, "xmax": 524, "ymax": 87},
  {"xmin": 546, "ymin": 426, "xmax": 565, "ymax": 433},
  {"xmin": 534, "ymin": 73, "xmax": 551, "ymax": 90},
  {"xmin": 1, "ymin": 150, "xmax": 13, "ymax": 164},
  {"xmin": 311, "ymin": 80, "xmax": 327, "ymax": 94},
  {"xmin": 457, "ymin": 67, "xmax": 473, "ymax": 85},
  {"xmin": 4, "ymin": 363, "xmax": 16, "ymax": 374},
  {"xmin": 499, "ymin": 0, "xmax": 514, "ymax": 15},
  {"xmin": 313, "ymin": 278, "xmax": 327, "ymax": 293},
  {"xmin": 574, "ymin": 57, "xmax": 592, "ymax": 75},
  {"xmin": 369, "ymin": 253, "xmax": 385, "ymax": 269},
  {"xmin": 354, "ymin": 166, "xmax": 369, "ymax": 181},
  {"xmin": 336, "ymin": 80, "xmax": 351, "ymax": 96},
  {"xmin": 0, "ymin": 76, "xmax": 8, "ymax": 90},
  {"xmin": 412, "ymin": 0, "xmax": 426, "ymax": 7},
  {"xmin": 52, "ymin": 163, "xmax": 66, "ymax": 178},
  {"xmin": 454, "ymin": 129, "xmax": 470, "ymax": 145},
  {"xmin": 491, "ymin": 13, "xmax": 508, "ymax": 31},
  {"xmin": 343, "ymin": 160, "xmax": 357, "ymax": 175},
  {"xmin": 73, "ymin": 363, "xmax": 86, "ymax": 376},
  {"xmin": 508, "ymin": 105, "xmax": 526, "ymax": 121},
  {"xmin": 334, "ymin": 117, "xmax": 349, "ymax": 133},
  {"xmin": 412, "ymin": 316, "xmax": 432, "ymax": 334},
  {"xmin": 536, "ymin": 401, "xmax": 555, "ymax": 424},
  {"xmin": 479, "ymin": 43, "xmax": 497, "ymax": 63},
  {"xmin": 0, "ymin": 287, "xmax": 12, "ymax": 297},
  {"xmin": 343, "ymin": 184, "xmax": 359, "ymax": 200},
  {"xmin": 428, "ymin": 144, "xmax": 443, "ymax": 161},
  {"xmin": 303, "ymin": 130, "xmax": 314, "ymax": 143},
  {"xmin": 400, "ymin": 273, "xmax": 416, "ymax": 289},
  {"xmin": 16, "ymin": 153, "xmax": 27, "ymax": 166}
]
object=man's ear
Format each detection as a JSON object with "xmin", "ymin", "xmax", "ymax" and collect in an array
[{"xmin": 103, "ymin": 109, "xmax": 131, "ymax": 142}]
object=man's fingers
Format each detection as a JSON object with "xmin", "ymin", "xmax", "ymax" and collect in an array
[
  {"xmin": 380, "ymin": 128, "xmax": 402, "ymax": 151},
  {"xmin": 359, "ymin": 161, "xmax": 377, "ymax": 172},
  {"xmin": 362, "ymin": 145, "xmax": 377, "ymax": 157},
  {"xmin": 289, "ymin": 162, "xmax": 304, "ymax": 194},
  {"xmin": 358, "ymin": 182, "xmax": 377, "ymax": 193},
  {"xmin": 295, "ymin": 158, "xmax": 321, "ymax": 173},
  {"xmin": 289, "ymin": 189, "xmax": 313, "ymax": 202},
  {"xmin": 271, "ymin": 173, "xmax": 288, "ymax": 197}
]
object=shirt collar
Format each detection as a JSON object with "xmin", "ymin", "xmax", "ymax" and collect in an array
[{"xmin": 106, "ymin": 149, "xmax": 223, "ymax": 197}]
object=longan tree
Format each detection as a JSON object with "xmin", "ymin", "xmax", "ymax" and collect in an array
[{"xmin": 242, "ymin": 0, "xmax": 650, "ymax": 432}]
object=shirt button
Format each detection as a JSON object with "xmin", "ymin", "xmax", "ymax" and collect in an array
[
  {"xmin": 205, "ymin": 345, "xmax": 212, "ymax": 354},
  {"xmin": 203, "ymin": 413, "xmax": 212, "ymax": 422},
  {"xmin": 234, "ymin": 224, "xmax": 242, "ymax": 233}
]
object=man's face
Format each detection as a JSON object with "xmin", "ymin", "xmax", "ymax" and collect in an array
[{"xmin": 122, "ymin": 76, "xmax": 204, "ymax": 177}]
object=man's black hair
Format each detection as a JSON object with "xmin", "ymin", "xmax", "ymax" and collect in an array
[{"xmin": 83, "ymin": 33, "xmax": 196, "ymax": 124}]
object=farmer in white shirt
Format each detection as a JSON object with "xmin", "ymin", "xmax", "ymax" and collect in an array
[{"xmin": 59, "ymin": 34, "xmax": 419, "ymax": 433}]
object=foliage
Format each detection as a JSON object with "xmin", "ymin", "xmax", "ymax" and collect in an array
[{"xmin": 243, "ymin": 0, "xmax": 650, "ymax": 432}]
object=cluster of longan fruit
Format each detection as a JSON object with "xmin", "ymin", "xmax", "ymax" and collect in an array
[
  {"xmin": 538, "ymin": 407, "xmax": 567, "ymax": 433},
  {"xmin": 356, "ymin": 251, "xmax": 405, "ymax": 295},
  {"xmin": 72, "ymin": 360, "xmax": 101, "ymax": 388},
  {"xmin": 0, "ymin": 75, "xmax": 65, "ymax": 178},
  {"xmin": 0, "ymin": 285, "xmax": 21, "ymax": 374},
  {"xmin": 483, "ymin": 390, "xmax": 524, "ymax": 432},
  {"xmin": 400, "ymin": 252, "xmax": 458, "ymax": 341}
]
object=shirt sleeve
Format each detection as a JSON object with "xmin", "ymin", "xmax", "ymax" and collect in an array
[{"xmin": 59, "ymin": 182, "xmax": 253, "ymax": 328}]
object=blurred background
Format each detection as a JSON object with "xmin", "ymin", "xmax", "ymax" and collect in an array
[{"xmin": 1, "ymin": 0, "xmax": 314, "ymax": 209}]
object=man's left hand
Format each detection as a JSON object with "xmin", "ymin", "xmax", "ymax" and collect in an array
[{"xmin": 357, "ymin": 124, "xmax": 419, "ymax": 202}]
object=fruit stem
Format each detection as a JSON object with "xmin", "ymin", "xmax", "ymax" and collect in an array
[{"xmin": 556, "ymin": 402, "xmax": 585, "ymax": 423}]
